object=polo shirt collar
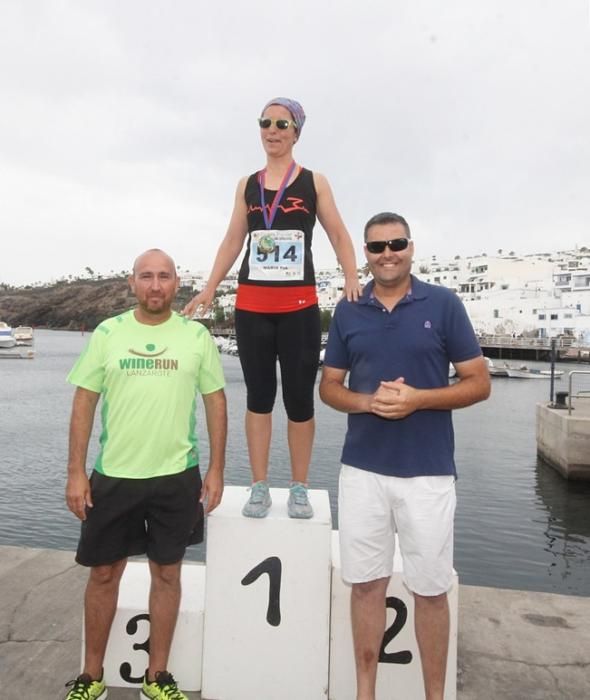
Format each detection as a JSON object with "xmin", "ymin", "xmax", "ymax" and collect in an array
[{"xmin": 359, "ymin": 275, "xmax": 429, "ymax": 307}]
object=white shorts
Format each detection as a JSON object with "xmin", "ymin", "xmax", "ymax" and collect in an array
[{"xmin": 338, "ymin": 464, "xmax": 456, "ymax": 596}]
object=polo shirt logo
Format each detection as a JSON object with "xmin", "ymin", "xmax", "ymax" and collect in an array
[{"xmin": 424, "ymin": 320, "xmax": 432, "ymax": 329}]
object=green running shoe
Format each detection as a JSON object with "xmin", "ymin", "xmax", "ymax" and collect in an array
[
  {"xmin": 242, "ymin": 480, "xmax": 272, "ymax": 518},
  {"xmin": 288, "ymin": 482, "xmax": 313, "ymax": 519},
  {"xmin": 63, "ymin": 673, "xmax": 107, "ymax": 699},
  {"xmin": 140, "ymin": 671, "xmax": 187, "ymax": 699}
]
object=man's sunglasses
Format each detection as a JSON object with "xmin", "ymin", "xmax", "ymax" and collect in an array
[
  {"xmin": 365, "ymin": 238, "xmax": 410, "ymax": 254},
  {"xmin": 258, "ymin": 117, "xmax": 296, "ymax": 130}
]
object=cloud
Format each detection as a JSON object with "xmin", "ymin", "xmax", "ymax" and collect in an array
[{"xmin": 1, "ymin": 0, "xmax": 589, "ymax": 285}]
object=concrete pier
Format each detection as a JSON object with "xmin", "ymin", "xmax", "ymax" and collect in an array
[
  {"xmin": 537, "ymin": 397, "xmax": 590, "ymax": 480},
  {"xmin": 1, "ymin": 545, "xmax": 589, "ymax": 699}
]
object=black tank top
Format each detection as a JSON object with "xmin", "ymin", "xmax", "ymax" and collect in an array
[{"xmin": 238, "ymin": 167, "xmax": 318, "ymax": 286}]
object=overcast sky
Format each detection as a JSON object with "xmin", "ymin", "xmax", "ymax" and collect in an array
[{"xmin": 1, "ymin": 1, "xmax": 589, "ymax": 286}]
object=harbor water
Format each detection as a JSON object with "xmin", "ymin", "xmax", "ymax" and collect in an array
[{"xmin": 1, "ymin": 329, "xmax": 589, "ymax": 596}]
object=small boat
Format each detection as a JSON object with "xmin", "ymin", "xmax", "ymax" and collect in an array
[
  {"xmin": 484, "ymin": 357, "xmax": 562, "ymax": 379},
  {"xmin": 485, "ymin": 357, "xmax": 509, "ymax": 377},
  {"xmin": 14, "ymin": 326, "xmax": 34, "ymax": 346},
  {"xmin": 212, "ymin": 335, "xmax": 239, "ymax": 357},
  {"xmin": 0, "ymin": 321, "xmax": 16, "ymax": 349},
  {"xmin": 0, "ymin": 347, "xmax": 35, "ymax": 359},
  {"xmin": 504, "ymin": 365, "xmax": 563, "ymax": 380}
]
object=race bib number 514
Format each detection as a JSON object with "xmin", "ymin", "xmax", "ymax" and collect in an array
[{"xmin": 248, "ymin": 229, "xmax": 305, "ymax": 282}]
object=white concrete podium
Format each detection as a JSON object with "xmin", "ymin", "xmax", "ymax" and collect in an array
[
  {"xmin": 202, "ymin": 485, "xmax": 332, "ymax": 700},
  {"xmin": 83, "ymin": 561, "xmax": 206, "ymax": 691},
  {"xmin": 329, "ymin": 531, "xmax": 458, "ymax": 700}
]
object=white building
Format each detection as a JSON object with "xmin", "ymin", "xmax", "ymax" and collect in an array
[
  {"xmin": 414, "ymin": 250, "xmax": 590, "ymax": 338},
  {"xmin": 185, "ymin": 246, "xmax": 590, "ymax": 338}
]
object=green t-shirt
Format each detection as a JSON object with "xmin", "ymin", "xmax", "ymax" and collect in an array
[{"xmin": 67, "ymin": 310, "xmax": 225, "ymax": 478}]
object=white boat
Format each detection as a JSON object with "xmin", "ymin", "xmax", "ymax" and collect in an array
[
  {"xmin": 13, "ymin": 325, "xmax": 34, "ymax": 345},
  {"xmin": 0, "ymin": 348, "xmax": 35, "ymax": 359},
  {"xmin": 0, "ymin": 322, "xmax": 16, "ymax": 348},
  {"xmin": 504, "ymin": 365, "xmax": 563, "ymax": 379},
  {"xmin": 485, "ymin": 357, "xmax": 509, "ymax": 377},
  {"xmin": 212, "ymin": 335, "xmax": 239, "ymax": 356},
  {"xmin": 485, "ymin": 357, "xmax": 562, "ymax": 379}
]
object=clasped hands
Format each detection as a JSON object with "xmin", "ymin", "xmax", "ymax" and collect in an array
[{"xmin": 370, "ymin": 378, "xmax": 418, "ymax": 420}]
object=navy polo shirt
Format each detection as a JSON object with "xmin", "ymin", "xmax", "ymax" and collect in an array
[{"xmin": 324, "ymin": 276, "xmax": 481, "ymax": 478}]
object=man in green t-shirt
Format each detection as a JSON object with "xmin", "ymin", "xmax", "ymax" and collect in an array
[{"xmin": 63, "ymin": 249, "xmax": 227, "ymax": 700}]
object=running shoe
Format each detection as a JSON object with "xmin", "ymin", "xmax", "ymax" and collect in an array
[
  {"xmin": 63, "ymin": 673, "xmax": 107, "ymax": 699},
  {"xmin": 140, "ymin": 671, "xmax": 187, "ymax": 700},
  {"xmin": 242, "ymin": 480, "xmax": 272, "ymax": 518},
  {"xmin": 288, "ymin": 482, "xmax": 313, "ymax": 519}
]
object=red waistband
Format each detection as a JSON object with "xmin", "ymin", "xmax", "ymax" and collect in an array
[{"xmin": 235, "ymin": 284, "xmax": 318, "ymax": 313}]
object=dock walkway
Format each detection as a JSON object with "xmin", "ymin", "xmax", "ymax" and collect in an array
[{"xmin": 1, "ymin": 545, "xmax": 589, "ymax": 699}]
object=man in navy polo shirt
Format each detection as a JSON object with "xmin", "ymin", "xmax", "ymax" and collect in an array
[{"xmin": 320, "ymin": 212, "xmax": 490, "ymax": 700}]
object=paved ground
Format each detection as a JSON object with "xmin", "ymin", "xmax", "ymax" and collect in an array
[{"xmin": 1, "ymin": 544, "xmax": 589, "ymax": 699}]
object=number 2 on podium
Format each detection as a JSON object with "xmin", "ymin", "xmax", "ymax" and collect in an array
[{"xmin": 379, "ymin": 596, "xmax": 413, "ymax": 665}]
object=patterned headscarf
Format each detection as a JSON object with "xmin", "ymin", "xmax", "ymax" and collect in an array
[{"xmin": 261, "ymin": 97, "xmax": 306, "ymax": 135}]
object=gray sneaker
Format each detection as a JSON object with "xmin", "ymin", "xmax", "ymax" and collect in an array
[
  {"xmin": 288, "ymin": 482, "xmax": 313, "ymax": 519},
  {"xmin": 242, "ymin": 481, "xmax": 272, "ymax": 518}
]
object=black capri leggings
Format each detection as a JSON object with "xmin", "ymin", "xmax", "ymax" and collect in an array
[{"xmin": 234, "ymin": 305, "xmax": 321, "ymax": 422}]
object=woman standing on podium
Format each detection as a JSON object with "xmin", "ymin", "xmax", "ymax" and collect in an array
[{"xmin": 183, "ymin": 97, "xmax": 359, "ymax": 519}]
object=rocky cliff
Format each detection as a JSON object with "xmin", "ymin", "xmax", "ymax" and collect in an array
[{"xmin": 0, "ymin": 278, "xmax": 194, "ymax": 330}]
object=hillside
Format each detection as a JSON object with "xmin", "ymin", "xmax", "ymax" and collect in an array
[{"xmin": 0, "ymin": 278, "xmax": 195, "ymax": 330}]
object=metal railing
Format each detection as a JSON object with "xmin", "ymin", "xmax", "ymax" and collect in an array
[
  {"xmin": 477, "ymin": 335, "xmax": 578, "ymax": 349},
  {"xmin": 566, "ymin": 370, "xmax": 590, "ymax": 415}
]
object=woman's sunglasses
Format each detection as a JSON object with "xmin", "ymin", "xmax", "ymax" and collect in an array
[
  {"xmin": 365, "ymin": 238, "xmax": 410, "ymax": 254},
  {"xmin": 258, "ymin": 117, "xmax": 296, "ymax": 130}
]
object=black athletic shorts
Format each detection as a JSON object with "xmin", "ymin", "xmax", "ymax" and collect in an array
[
  {"xmin": 234, "ymin": 304, "xmax": 321, "ymax": 422},
  {"xmin": 75, "ymin": 467, "xmax": 204, "ymax": 567}
]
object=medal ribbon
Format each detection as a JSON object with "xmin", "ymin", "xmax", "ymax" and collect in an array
[{"xmin": 258, "ymin": 161, "xmax": 297, "ymax": 229}]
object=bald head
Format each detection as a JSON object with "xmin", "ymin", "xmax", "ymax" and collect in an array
[
  {"xmin": 132, "ymin": 248, "xmax": 177, "ymax": 278},
  {"xmin": 129, "ymin": 249, "xmax": 180, "ymax": 324}
]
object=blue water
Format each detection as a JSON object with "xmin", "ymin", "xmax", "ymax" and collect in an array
[{"xmin": 1, "ymin": 329, "xmax": 589, "ymax": 596}]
